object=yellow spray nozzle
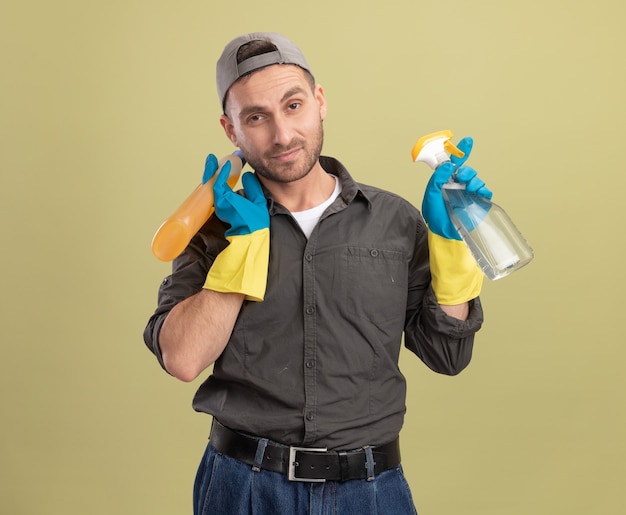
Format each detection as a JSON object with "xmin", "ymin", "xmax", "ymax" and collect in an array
[{"xmin": 444, "ymin": 140, "xmax": 465, "ymax": 159}]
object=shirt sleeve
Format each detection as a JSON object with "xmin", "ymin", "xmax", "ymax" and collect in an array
[
  {"xmin": 403, "ymin": 217, "xmax": 484, "ymax": 375},
  {"xmin": 142, "ymin": 217, "xmax": 228, "ymax": 371}
]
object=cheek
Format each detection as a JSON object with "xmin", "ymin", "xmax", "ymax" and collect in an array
[
  {"xmin": 297, "ymin": 114, "xmax": 322, "ymax": 136},
  {"xmin": 231, "ymin": 125, "xmax": 250, "ymax": 148},
  {"xmin": 236, "ymin": 131, "xmax": 265, "ymax": 156}
]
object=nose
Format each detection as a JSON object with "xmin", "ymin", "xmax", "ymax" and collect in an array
[{"xmin": 271, "ymin": 114, "xmax": 293, "ymax": 147}]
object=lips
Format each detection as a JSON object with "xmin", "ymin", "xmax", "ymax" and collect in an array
[{"xmin": 271, "ymin": 147, "xmax": 301, "ymax": 162}]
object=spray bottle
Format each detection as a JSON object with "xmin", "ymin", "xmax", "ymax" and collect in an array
[
  {"xmin": 151, "ymin": 151, "xmax": 245, "ymax": 262},
  {"xmin": 412, "ymin": 130, "xmax": 533, "ymax": 280}
]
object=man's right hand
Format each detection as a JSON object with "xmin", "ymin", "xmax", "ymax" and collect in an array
[{"xmin": 203, "ymin": 154, "xmax": 271, "ymax": 302}]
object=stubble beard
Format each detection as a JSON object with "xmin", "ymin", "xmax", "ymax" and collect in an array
[{"xmin": 242, "ymin": 122, "xmax": 324, "ymax": 184}]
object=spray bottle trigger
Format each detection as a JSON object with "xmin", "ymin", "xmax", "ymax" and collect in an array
[{"xmin": 444, "ymin": 140, "xmax": 465, "ymax": 159}]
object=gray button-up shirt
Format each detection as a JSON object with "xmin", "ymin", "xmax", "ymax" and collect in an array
[{"xmin": 144, "ymin": 156, "xmax": 483, "ymax": 450}]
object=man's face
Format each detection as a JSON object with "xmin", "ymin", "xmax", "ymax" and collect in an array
[{"xmin": 220, "ymin": 65, "xmax": 327, "ymax": 184}]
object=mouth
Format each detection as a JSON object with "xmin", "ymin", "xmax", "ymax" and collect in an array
[{"xmin": 271, "ymin": 147, "xmax": 301, "ymax": 163}]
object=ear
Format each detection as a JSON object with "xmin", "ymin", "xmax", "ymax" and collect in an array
[
  {"xmin": 314, "ymin": 84, "xmax": 327, "ymax": 121},
  {"xmin": 220, "ymin": 114, "xmax": 237, "ymax": 146}
]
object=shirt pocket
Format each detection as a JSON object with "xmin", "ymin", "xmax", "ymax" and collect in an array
[{"xmin": 345, "ymin": 246, "xmax": 407, "ymax": 325}]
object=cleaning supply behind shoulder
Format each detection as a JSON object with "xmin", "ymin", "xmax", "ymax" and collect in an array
[
  {"xmin": 412, "ymin": 130, "xmax": 534, "ymax": 280},
  {"xmin": 151, "ymin": 151, "xmax": 245, "ymax": 262}
]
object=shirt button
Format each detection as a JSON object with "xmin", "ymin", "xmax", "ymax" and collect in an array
[
  {"xmin": 370, "ymin": 249, "xmax": 379, "ymax": 257},
  {"xmin": 305, "ymin": 305, "xmax": 315, "ymax": 315},
  {"xmin": 305, "ymin": 360, "xmax": 315, "ymax": 368},
  {"xmin": 305, "ymin": 253, "xmax": 313, "ymax": 262},
  {"xmin": 306, "ymin": 412, "xmax": 315, "ymax": 421}
]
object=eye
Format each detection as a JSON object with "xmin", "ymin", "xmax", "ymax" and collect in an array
[
  {"xmin": 246, "ymin": 113, "xmax": 265, "ymax": 124},
  {"xmin": 287, "ymin": 102, "xmax": 301, "ymax": 111}
]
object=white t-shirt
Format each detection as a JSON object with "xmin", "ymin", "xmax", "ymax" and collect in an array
[{"xmin": 291, "ymin": 175, "xmax": 342, "ymax": 239}]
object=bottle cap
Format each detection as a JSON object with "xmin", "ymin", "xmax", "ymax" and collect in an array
[{"xmin": 411, "ymin": 130, "xmax": 464, "ymax": 169}]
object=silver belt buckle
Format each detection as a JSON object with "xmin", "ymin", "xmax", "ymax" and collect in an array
[{"xmin": 288, "ymin": 446, "xmax": 328, "ymax": 482}]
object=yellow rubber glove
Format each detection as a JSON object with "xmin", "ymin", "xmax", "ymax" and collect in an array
[
  {"xmin": 426, "ymin": 232, "xmax": 483, "ymax": 305},
  {"xmin": 421, "ymin": 137, "xmax": 491, "ymax": 305},
  {"xmin": 202, "ymin": 156, "xmax": 270, "ymax": 301}
]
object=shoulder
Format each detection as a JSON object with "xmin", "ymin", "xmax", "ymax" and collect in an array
[
  {"xmin": 358, "ymin": 181, "xmax": 418, "ymax": 209},
  {"xmin": 320, "ymin": 155, "xmax": 421, "ymax": 215}
]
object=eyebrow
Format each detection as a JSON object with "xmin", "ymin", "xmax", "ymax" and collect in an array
[{"xmin": 238, "ymin": 86, "xmax": 309, "ymax": 120}]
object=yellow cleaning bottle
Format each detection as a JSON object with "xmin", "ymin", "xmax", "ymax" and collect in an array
[
  {"xmin": 151, "ymin": 151, "xmax": 245, "ymax": 262},
  {"xmin": 412, "ymin": 130, "xmax": 533, "ymax": 280}
]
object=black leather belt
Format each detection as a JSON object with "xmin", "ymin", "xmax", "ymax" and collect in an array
[{"xmin": 209, "ymin": 419, "xmax": 401, "ymax": 482}]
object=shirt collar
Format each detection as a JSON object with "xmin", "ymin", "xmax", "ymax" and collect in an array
[{"xmin": 263, "ymin": 155, "xmax": 372, "ymax": 216}]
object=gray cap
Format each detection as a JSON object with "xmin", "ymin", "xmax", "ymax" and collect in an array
[{"xmin": 216, "ymin": 32, "xmax": 313, "ymax": 108}]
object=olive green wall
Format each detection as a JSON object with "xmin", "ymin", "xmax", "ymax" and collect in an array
[{"xmin": 2, "ymin": 0, "xmax": 624, "ymax": 513}]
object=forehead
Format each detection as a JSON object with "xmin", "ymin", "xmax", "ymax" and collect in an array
[{"xmin": 225, "ymin": 64, "xmax": 312, "ymax": 113}]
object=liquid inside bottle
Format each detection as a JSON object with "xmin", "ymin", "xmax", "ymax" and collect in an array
[{"xmin": 442, "ymin": 184, "xmax": 534, "ymax": 280}]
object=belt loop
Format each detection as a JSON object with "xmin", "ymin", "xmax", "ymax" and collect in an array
[
  {"xmin": 339, "ymin": 451, "xmax": 349, "ymax": 482},
  {"xmin": 364, "ymin": 445, "xmax": 376, "ymax": 481},
  {"xmin": 252, "ymin": 438, "xmax": 269, "ymax": 472}
]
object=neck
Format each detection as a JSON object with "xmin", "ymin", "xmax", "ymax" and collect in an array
[{"xmin": 259, "ymin": 162, "xmax": 336, "ymax": 212}]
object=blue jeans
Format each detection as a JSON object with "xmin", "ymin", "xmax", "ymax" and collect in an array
[{"xmin": 193, "ymin": 443, "xmax": 418, "ymax": 515}]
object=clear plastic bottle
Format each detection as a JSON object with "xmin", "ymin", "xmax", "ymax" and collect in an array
[
  {"xmin": 412, "ymin": 130, "xmax": 534, "ymax": 280},
  {"xmin": 441, "ymin": 182, "xmax": 533, "ymax": 279}
]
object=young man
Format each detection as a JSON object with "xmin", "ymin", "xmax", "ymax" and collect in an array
[{"xmin": 144, "ymin": 32, "xmax": 490, "ymax": 514}]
